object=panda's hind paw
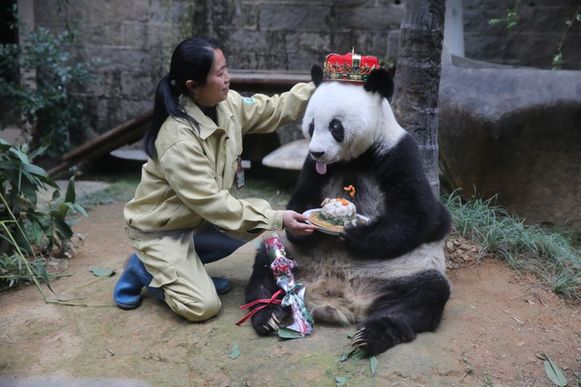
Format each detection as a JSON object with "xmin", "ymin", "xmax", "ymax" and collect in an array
[
  {"xmin": 353, "ymin": 316, "xmax": 417, "ymax": 355},
  {"xmin": 351, "ymin": 327, "xmax": 367, "ymax": 348},
  {"xmin": 262, "ymin": 315, "xmax": 280, "ymax": 332},
  {"xmin": 351, "ymin": 325, "xmax": 385, "ymax": 355},
  {"xmin": 251, "ymin": 306, "xmax": 285, "ymax": 336}
]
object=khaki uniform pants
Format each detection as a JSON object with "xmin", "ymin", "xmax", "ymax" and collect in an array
[{"xmin": 129, "ymin": 228, "xmax": 221, "ymax": 322}]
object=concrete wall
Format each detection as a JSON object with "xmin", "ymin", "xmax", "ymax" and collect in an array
[
  {"xmin": 30, "ymin": 0, "xmax": 580, "ymax": 135},
  {"xmin": 32, "ymin": 0, "xmax": 405, "ymax": 134},
  {"xmin": 190, "ymin": 0, "xmax": 404, "ymax": 71},
  {"xmin": 463, "ymin": 0, "xmax": 581, "ymax": 69},
  {"xmin": 33, "ymin": 0, "xmax": 196, "ymax": 134}
]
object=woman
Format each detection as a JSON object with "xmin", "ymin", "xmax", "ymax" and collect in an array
[{"xmin": 113, "ymin": 37, "xmax": 315, "ymax": 322}]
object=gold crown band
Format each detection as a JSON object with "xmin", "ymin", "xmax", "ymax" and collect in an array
[{"xmin": 322, "ymin": 52, "xmax": 379, "ymax": 83}]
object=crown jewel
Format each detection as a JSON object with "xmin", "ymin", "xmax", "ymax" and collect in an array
[{"xmin": 323, "ymin": 50, "xmax": 380, "ymax": 83}]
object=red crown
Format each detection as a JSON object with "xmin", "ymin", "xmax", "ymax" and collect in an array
[{"xmin": 323, "ymin": 50, "xmax": 380, "ymax": 83}]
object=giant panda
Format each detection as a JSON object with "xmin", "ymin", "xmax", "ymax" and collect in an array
[{"xmin": 244, "ymin": 64, "xmax": 452, "ymax": 356}]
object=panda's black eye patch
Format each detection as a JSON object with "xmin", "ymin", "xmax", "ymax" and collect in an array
[
  {"xmin": 308, "ymin": 119, "xmax": 315, "ymax": 138},
  {"xmin": 329, "ymin": 118, "xmax": 344, "ymax": 142}
]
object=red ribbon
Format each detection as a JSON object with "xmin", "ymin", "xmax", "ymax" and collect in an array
[{"xmin": 236, "ymin": 289, "xmax": 285, "ymax": 326}]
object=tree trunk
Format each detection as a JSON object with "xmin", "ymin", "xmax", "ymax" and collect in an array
[{"xmin": 392, "ymin": 0, "xmax": 446, "ymax": 195}]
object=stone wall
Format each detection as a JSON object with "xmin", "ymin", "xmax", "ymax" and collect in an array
[
  {"xmin": 32, "ymin": 0, "xmax": 405, "ymax": 134},
  {"xmin": 33, "ymin": 0, "xmax": 197, "ymax": 134},
  {"xmin": 191, "ymin": 0, "xmax": 404, "ymax": 71},
  {"xmin": 190, "ymin": 0, "xmax": 405, "ymax": 154},
  {"xmin": 463, "ymin": 0, "xmax": 581, "ymax": 69},
  {"xmin": 31, "ymin": 0, "xmax": 580, "ymax": 134}
]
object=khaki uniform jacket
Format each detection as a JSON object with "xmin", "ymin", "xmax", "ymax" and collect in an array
[{"xmin": 124, "ymin": 82, "xmax": 315, "ymax": 236}]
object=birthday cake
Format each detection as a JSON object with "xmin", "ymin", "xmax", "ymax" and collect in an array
[{"xmin": 308, "ymin": 198, "xmax": 357, "ymax": 232}]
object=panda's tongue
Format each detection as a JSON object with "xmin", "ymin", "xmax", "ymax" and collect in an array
[{"xmin": 315, "ymin": 162, "xmax": 327, "ymax": 175}]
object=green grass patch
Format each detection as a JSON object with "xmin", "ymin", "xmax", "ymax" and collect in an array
[
  {"xmin": 445, "ymin": 192, "xmax": 580, "ymax": 300},
  {"xmin": 78, "ymin": 174, "xmax": 140, "ymax": 209}
]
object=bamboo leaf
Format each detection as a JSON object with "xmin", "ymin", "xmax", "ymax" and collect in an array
[
  {"xmin": 340, "ymin": 347, "xmax": 369, "ymax": 362},
  {"xmin": 339, "ymin": 351, "xmax": 350, "ymax": 362},
  {"xmin": 22, "ymin": 162, "xmax": 48, "ymax": 177},
  {"xmin": 36, "ymin": 263, "xmax": 57, "ymax": 295},
  {"xmin": 53, "ymin": 219, "xmax": 73, "ymax": 240},
  {"xmin": 72, "ymin": 203, "xmax": 88, "ymax": 217},
  {"xmin": 65, "ymin": 176, "xmax": 76, "ymax": 203},
  {"xmin": 543, "ymin": 355, "xmax": 568, "ymax": 386},
  {"xmin": 277, "ymin": 327, "xmax": 305, "ymax": 340},
  {"xmin": 229, "ymin": 343, "xmax": 240, "ymax": 360},
  {"xmin": 76, "ymin": 268, "xmax": 115, "ymax": 289},
  {"xmin": 0, "ymin": 161, "xmax": 20, "ymax": 171},
  {"xmin": 349, "ymin": 347, "xmax": 368, "ymax": 360},
  {"xmin": 8, "ymin": 146, "xmax": 29, "ymax": 164},
  {"xmin": 369, "ymin": 355, "xmax": 378, "ymax": 376},
  {"xmin": 29, "ymin": 143, "xmax": 48, "ymax": 159},
  {"xmin": 0, "ymin": 138, "xmax": 12, "ymax": 149},
  {"xmin": 90, "ymin": 267, "xmax": 114, "ymax": 278},
  {"xmin": 51, "ymin": 188, "xmax": 61, "ymax": 201}
]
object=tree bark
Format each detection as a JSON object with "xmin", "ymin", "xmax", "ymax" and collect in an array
[{"xmin": 392, "ymin": 0, "xmax": 446, "ymax": 195}]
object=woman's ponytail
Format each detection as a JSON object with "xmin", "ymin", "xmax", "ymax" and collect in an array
[
  {"xmin": 144, "ymin": 37, "xmax": 219, "ymax": 159},
  {"xmin": 144, "ymin": 75, "xmax": 178, "ymax": 158}
]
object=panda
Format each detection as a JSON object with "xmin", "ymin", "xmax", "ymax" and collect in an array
[{"xmin": 244, "ymin": 64, "xmax": 452, "ymax": 356}]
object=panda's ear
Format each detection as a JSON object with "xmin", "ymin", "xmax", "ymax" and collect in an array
[
  {"xmin": 311, "ymin": 64, "xmax": 324, "ymax": 87},
  {"xmin": 364, "ymin": 68, "xmax": 394, "ymax": 100}
]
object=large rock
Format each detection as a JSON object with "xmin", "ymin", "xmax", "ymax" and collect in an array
[{"xmin": 439, "ymin": 56, "xmax": 581, "ymax": 227}]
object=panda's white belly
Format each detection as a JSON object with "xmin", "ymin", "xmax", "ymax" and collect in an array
[{"xmin": 281, "ymin": 234, "xmax": 446, "ymax": 325}]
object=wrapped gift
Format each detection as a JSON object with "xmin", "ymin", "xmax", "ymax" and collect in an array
[{"xmin": 264, "ymin": 233, "xmax": 314, "ymax": 336}]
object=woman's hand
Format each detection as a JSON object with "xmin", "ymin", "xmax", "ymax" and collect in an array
[{"xmin": 282, "ymin": 210, "xmax": 316, "ymax": 236}]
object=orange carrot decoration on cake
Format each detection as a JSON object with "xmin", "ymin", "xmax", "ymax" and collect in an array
[{"xmin": 343, "ymin": 185, "xmax": 356, "ymax": 198}]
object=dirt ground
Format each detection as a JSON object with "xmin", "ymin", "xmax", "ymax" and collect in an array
[{"xmin": 0, "ymin": 201, "xmax": 579, "ymax": 386}]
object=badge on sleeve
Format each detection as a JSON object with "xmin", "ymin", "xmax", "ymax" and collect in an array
[{"xmin": 235, "ymin": 158, "xmax": 252, "ymax": 189}]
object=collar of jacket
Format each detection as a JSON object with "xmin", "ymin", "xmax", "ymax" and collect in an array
[{"xmin": 179, "ymin": 94, "xmax": 235, "ymax": 140}]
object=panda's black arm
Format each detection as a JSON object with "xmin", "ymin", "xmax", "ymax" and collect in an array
[
  {"xmin": 244, "ymin": 245, "xmax": 292, "ymax": 335},
  {"xmin": 286, "ymin": 157, "xmax": 327, "ymax": 244},
  {"xmin": 343, "ymin": 207, "xmax": 431, "ymax": 259},
  {"xmin": 343, "ymin": 136, "xmax": 451, "ymax": 259},
  {"xmin": 244, "ymin": 245, "xmax": 279, "ymax": 303}
]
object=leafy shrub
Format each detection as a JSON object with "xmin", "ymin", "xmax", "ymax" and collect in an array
[
  {"xmin": 0, "ymin": 139, "xmax": 86, "ymax": 290},
  {"xmin": 0, "ymin": 19, "xmax": 94, "ymax": 159}
]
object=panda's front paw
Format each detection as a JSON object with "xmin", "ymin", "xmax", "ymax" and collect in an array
[
  {"xmin": 250, "ymin": 305, "xmax": 286, "ymax": 336},
  {"xmin": 344, "ymin": 218, "xmax": 359, "ymax": 229},
  {"xmin": 340, "ymin": 225, "xmax": 353, "ymax": 240},
  {"xmin": 352, "ymin": 316, "xmax": 416, "ymax": 355},
  {"xmin": 342, "ymin": 226, "xmax": 367, "ymax": 249}
]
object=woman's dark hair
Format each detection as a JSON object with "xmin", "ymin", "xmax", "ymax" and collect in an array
[{"xmin": 144, "ymin": 37, "xmax": 220, "ymax": 158}]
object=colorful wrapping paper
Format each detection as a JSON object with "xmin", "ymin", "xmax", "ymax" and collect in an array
[{"xmin": 264, "ymin": 233, "xmax": 314, "ymax": 336}]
